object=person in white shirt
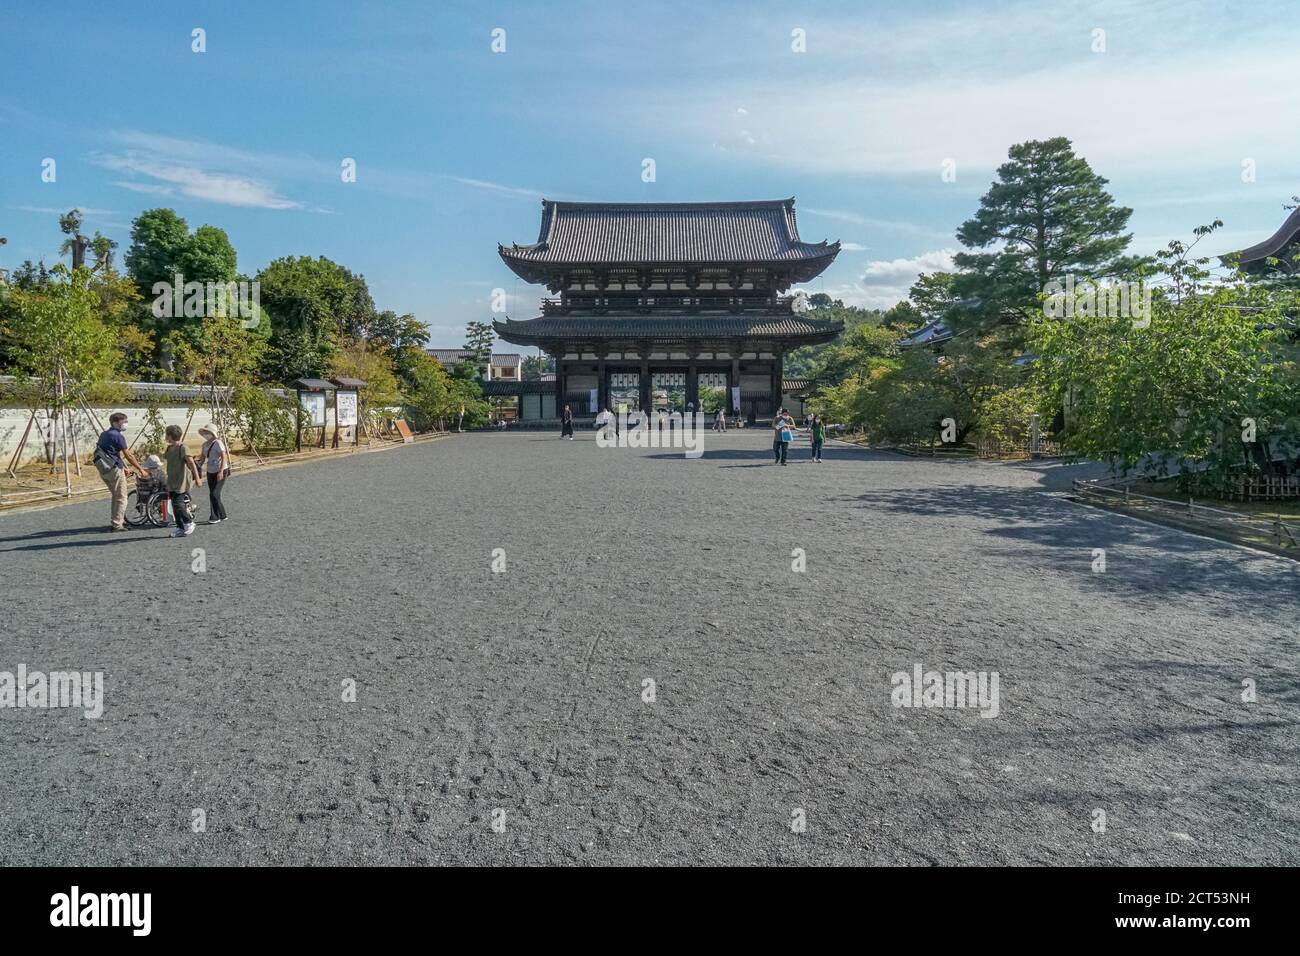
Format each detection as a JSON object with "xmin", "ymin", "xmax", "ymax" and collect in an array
[{"xmin": 197, "ymin": 427, "xmax": 230, "ymax": 524}]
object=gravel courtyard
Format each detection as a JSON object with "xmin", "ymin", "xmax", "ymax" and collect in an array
[{"xmin": 0, "ymin": 431, "xmax": 1296, "ymax": 866}]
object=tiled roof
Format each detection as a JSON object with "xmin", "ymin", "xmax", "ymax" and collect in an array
[
  {"xmin": 898, "ymin": 320, "xmax": 954, "ymax": 348},
  {"xmin": 426, "ymin": 349, "xmax": 522, "ymax": 367},
  {"xmin": 481, "ymin": 380, "xmax": 555, "ymax": 396},
  {"xmin": 493, "ymin": 314, "xmax": 843, "ymax": 345},
  {"xmin": 500, "ymin": 199, "xmax": 838, "ymax": 270}
]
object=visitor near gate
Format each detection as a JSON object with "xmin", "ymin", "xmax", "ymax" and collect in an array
[
  {"xmin": 810, "ymin": 414, "xmax": 825, "ymax": 462},
  {"xmin": 560, "ymin": 405, "xmax": 574, "ymax": 440},
  {"xmin": 773, "ymin": 408, "xmax": 794, "ymax": 466}
]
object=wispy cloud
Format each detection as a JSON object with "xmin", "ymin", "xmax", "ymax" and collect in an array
[
  {"xmin": 634, "ymin": 4, "xmax": 1300, "ymax": 179},
  {"xmin": 802, "ymin": 207, "xmax": 952, "ymax": 240},
  {"xmin": 450, "ymin": 176, "xmax": 548, "ymax": 200},
  {"xmin": 93, "ymin": 151, "xmax": 301, "ymax": 209},
  {"xmin": 11, "ymin": 205, "xmax": 115, "ymax": 216}
]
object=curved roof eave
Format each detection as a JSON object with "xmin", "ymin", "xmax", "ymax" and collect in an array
[{"xmin": 1226, "ymin": 207, "xmax": 1300, "ymax": 266}]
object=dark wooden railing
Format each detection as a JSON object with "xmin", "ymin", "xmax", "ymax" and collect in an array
[{"xmin": 540, "ymin": 295, "xmax": 800, "ymax": 315}]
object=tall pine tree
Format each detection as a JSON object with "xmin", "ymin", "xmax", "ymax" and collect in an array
[{"xmin": 951, "ymin": 137, "xmax": 1139, "ymax": 342}]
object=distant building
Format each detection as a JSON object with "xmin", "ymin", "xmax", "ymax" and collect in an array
[{"xmin": 426, "ymin": 349, "xmax": 523, "ymax": 381}]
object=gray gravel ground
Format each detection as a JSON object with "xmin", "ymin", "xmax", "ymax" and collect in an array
[{"xmin": 0, "ymin": 431, "xmax": 1296, "ymax": 865}]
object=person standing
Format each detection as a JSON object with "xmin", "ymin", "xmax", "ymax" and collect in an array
[
  {"xmin": 163, "ymin": 424, "xmax": 202, "ymax": 537},
  {"xmin": 773, "ymin": 409, "xmax": 794, "ymax": 465},
  {"xmin": 198, "ymin": 427, "xmax": 230, "ymax": 524},
  {"xmin": 560, "ymin": 404, "xmax": 574, "ymax": 440},
  {"xmin": 93, "ymin": 412, "xmax": 148, "ymax": 532},
  {"xmin": 809, "ymin": 414, "xmax": 825, "ymax": 462},
  {"xmin": 716, "ymin": 408, "xmax": 726, "ymax": 432}
]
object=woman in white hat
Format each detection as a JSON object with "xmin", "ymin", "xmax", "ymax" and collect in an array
[{"xmin": 197, "ymin": 427, "xmax": 230, "ymax": 524}]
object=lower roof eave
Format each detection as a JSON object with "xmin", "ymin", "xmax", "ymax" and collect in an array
[{"xmin": 492, "ymin": 318, "xmax": 843, "ymax": 351}]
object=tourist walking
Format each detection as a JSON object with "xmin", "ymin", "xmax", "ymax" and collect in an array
[
  {"xmin": 809, "ymin": 414, "xmax": 825, "ymax": 462},
  {"xmin": 163, "ymin": 425, "xmax": 202, "ymax": 537},
  {"xmin": 198, "ymin": 427, "xmax": 230, "ymax": 524},
  {"xmin": 715, "ymin": 408, "xmax": 726, "ymax": 432},
  {"xmin": 93, "ymin": 412, "xmax": 148, "ymax": 532},
  {"xmin": 772, "ymin": 409, "xmax": 794, "ymax": 465},
  {"xmin": 560, "ymin": 404, "xmax": 574, "ymax": 439}
]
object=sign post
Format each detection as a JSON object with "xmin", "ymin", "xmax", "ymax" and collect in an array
[
  {"xmin": 330, "ymin": 377, "xmax": 366, "ymax": 448},
  {"xmin": 292, "ymin": 379, "xmax": 334, "ymax": 452}
]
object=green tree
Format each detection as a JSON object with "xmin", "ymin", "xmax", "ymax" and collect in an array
[
  {"xmin": 953, "ymin": 137, "xmax": 1139, "ymax": 342},
  {"xmin": 463, "ymin": 320, "xmax": 495, "ymax": 380},
  {"xmin": 405, "ymin": 352, "xmax": 453, "ymax": 430},
  {"xmin": 170, "ymin": 314, "xmax": 268, "ymax": 439},
  {"xmin": 256, "ymin": 256, "xmax": 377, "ymax": 384},
  {"xmin": 1030, "ymin": 231, "xmax": 1300, "ymax": 485},
  {"xmin": 125, "ymin": 208, "xmax": 192, "ymax": 292},
  {"xmin": 175, "ymin": 224, "xmax": 238, "ymax": 285},
  {"xmin": 124, "ymin": 208, "xmax": 240, "ymax": 373},
  {"xmin": 330, "ymin": 338, "xmax": 403, "ymax": 434},
  {"xmin": 5, "ymin": 267, "xmax": 121, "ymax": 473},
  {"xmin": 5, "ymin": 266, "xmax": 118, "ymax": 402},
  {"xmin": 521, "ymin": 354, "xmax": 553, "ymax": 381},
  {"xmin": 784, "ymin": 298, "xmax": 889, "ymax": 379}
]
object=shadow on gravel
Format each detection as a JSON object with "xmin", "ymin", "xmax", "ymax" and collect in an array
[
  {"xmin": 844, "ymin": 484, "xmax": 1296, "ymax": 607},
  {"xmin": 1109, "ymin": 657, "xmax": 1300, "ymax": 706},
  {"xmin": 0, "ymin": 526, "xmax": 105, "ymax": 545},
  {"xmin": 0, "ymin": 529, "xmax": 157, "ymax": 553}
]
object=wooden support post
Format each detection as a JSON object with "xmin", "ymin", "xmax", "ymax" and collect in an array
[
  {"xmin": 56, "ymin": 368, "xmax": 71, "ymax": 496},
  {"xmin": 66, "ymin": 401, "xmax": 81, "ymax": 476},
  {"xmin": 6, "ymin": 409, "xmax": 37, "ymax": 478}
]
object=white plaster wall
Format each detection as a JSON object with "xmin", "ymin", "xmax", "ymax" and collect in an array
[{"xmin": 1, "ymin": 403, "xmax": 345, "ymax": 467}]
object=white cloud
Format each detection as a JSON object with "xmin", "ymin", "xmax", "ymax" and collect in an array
[
  {"xmin": 822, "ymin": 248, "xmax": 957, "ymax": 310},
  {"xmin": 635, "ymin": 6, "xmax": 1300, "ymax": 180},
  {"xmin": 862, "ymin": 249, "xmax": 956, "ymax": 283},
  {"xmin": 95, "ymin": 152, "xmax": 300, "ymax": 209}
]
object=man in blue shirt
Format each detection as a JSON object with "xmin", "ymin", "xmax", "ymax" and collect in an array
[{"xmin": 94, "ymin": 412, "xmax": 147, "ymax": 531}]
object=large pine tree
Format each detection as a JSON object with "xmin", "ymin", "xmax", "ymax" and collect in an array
[{"xmin": 952, "ymin": 137, "xmax": 1138, "ymax": 340}]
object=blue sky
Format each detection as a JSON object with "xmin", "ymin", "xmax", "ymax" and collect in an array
[{"xmin": 3, "ymin": 0, "xmax": 1300, "ymax": 348}]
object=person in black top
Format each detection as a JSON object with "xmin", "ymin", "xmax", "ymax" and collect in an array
[{"xmin": 560, "ymin": 405, "xmax": 574, "ymax": 440}]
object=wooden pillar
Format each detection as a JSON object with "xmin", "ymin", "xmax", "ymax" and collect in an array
[
  {"xmin": 686, "ymin": 355, "xmax": 699, "ymax": 414},
  {"xmin": 730, "ymin": 355, "xmax": 740, "ymax": 413},
  {"xmin": 597, "ymin": 353, "xmax": 608, "ymax": 411},
  {"xmin": 555, "ymin": 360, "xmax": 567, "ymax": 419},
  {"xmin": 639, "ymin": 353, "xmax": 651, "ymax": 412},
  {"xmin": 771, "ymin": 353, "xmax": 783, "ymax": 418}
]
